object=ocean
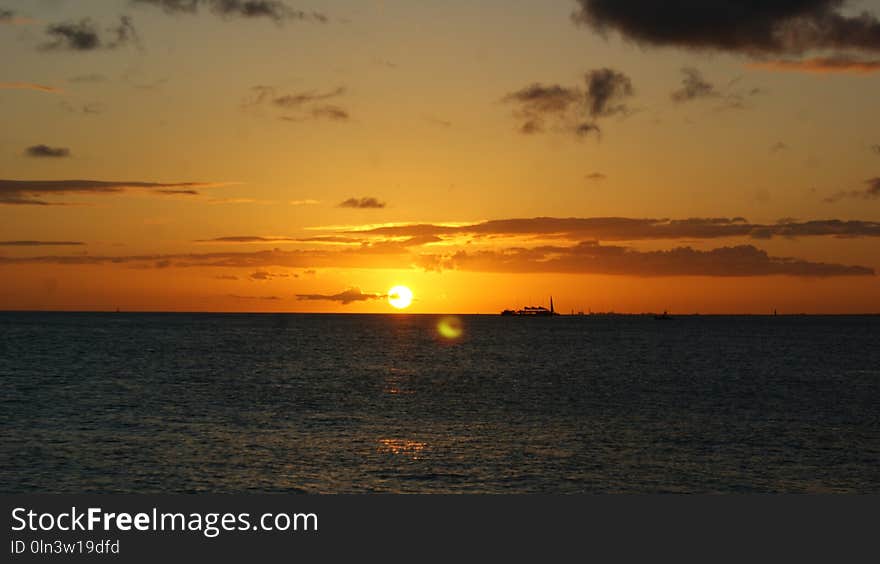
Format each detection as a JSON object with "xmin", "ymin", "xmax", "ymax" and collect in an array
[{"xmin": 1, "ymin": 312, "xmax": 877, "ymax": 493}]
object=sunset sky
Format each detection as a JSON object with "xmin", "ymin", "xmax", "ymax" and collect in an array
[{"xmin": 2, "ymin": 0, "xmax": 879, "ymax": 313}]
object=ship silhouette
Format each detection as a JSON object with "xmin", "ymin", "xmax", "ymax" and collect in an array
[{"xmin": 501, "ymin": 296, "xmax": 558, "ymax": 317}]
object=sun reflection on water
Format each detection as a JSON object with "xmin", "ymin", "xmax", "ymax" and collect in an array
[{"xmin": 378, "ymin": 439, "xmax": 427, "ymax": 460}]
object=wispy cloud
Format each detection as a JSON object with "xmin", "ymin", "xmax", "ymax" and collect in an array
[
  {"xmin": 338, "ymin": 197, "xmax": 386, "ymax": 209},
  {"xmin": 0, "ymin": 179, "xmax": 227, "ymax": 206},
  {"xmin": 196, "ymin": 235, "xmax": 361, "ymax": 244},
  {"xmin": 0, "ymin": 82, "xmax": 63, "ymax": 93},
  {"xmin": 228, "ymin": 294, "xmax": 282, "ymax": 301},
  {"xmin": 24, "ymin": 145, "xmax": 70, "ymax": 158},
  {"xmin": 133, "ymin": 0, "xmax": 328, "ymax": 24},
  {"xmin": 585, "ymin": 172, "xmax": 607, "ymax": 181},
  {"xmin": 68, "ymin": 73, "xmax": 107, "ymax": 84},
  {"xmin": 249, "ymin": 270, "xmax": 291, "ymax": 280},
  {"xmin": 0, "ymin": 240, "xmax": 84, "ymax": 247},
  {"xmin": 349, "ymin": 216, "xmax": 880, "ymax": 241},
  {"xmin": 748, "ymin": 56, "xmax": 880, "ymax": 74},
  {"xmin": 824, "ymin": 178, "xmax": 880, "ymax": 203},
  {"xmin": 671, "ymin": 67, "xmax": 718, "ymax": 103},
  {"xmin": 243, "ymin": 85, "xmax": 351, "ymax": 122},
  {"xmin": 296, "ymin": 287, "xmax": 386, "ymax": 304}
]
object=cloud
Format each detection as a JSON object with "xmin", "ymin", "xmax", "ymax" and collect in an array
[
  {"xmin": 503, "ymin": 68, "xmax": 632, "ymax": 137},
  {"xmin": 60, "ymin": 101, "xmax": 107, "ymax": 115},
  {"xmin": 24, "ymin": 145, "xmax": 71, "ymax": 158},
  {"xmin": 42, "ymin": 17, "xmax": 137, "ymax": 51},
  {"xmin": 351, "ymin": 216, "xmax": 880, "ymax": 241},
  {"xmin": 428, "ymin": 242, "xmax": 874, "ymax": 277},
  {"xmin": 198, "ymin": 236, "xmax": 297, "ymax": 243},
  {"xmin": 770, "ymin": 142, "xmax": 789, "ymax": 154},
  {"xmin": 0, "ymin": 240, "xmax": 84, "ymax": 247},
  {"xmin": 585, "ymin": 172, "xmax": 607, "ymax": 181},
  {"xmin": 824, "ymin": 178, "xmax": 880, "ymax": 202},
  {"xmin": 0, "ymin": 8, "xmax": 30, "ymax": 25},
  {"xmin": 271, "ymin": 87, "xmax": 345, "ymax": 108},
  {"xmin": 296, "ymin": 287, "xmax": 386, "ymax": 304},
  {"xmin": 0, "ymin": 179, "xmax": 226, "ymax": 205},
  {"xmin": 243, "ymin": 85, "xmax": 350, "ymax": 122},
  {"xmin": 214, "ymin": 274, "xmax": 239, "ymax": 280},
  {"xmin": 872, "ymin": 145, "xmax": 880, "ymax": 155},
  {"xmin": 228, "ymin": 294, "xmax": 281, "ymax": 300},
  {"xmin": 249, "ymin": 270, "xmax": 290, "ymax": 280},
  {"xmin": 2, "ymin": 236, "xmax": 873, "ymax": 278},
  {"xmin": 338, "ymin": 197, "xmax": 386, "ymax": 209},
  {"xmin": 749, "ymin": 56, "xmax": 880, "ymax": 74},
  {"xmin": 68, "ymin": 73, "xmax": 107, "ymax": 83},
  {"xmin": 133, "ymin": 0, "xmax": 328, "ymax": 23},
  {"xmin": 671, "ymin": 67, "xmax": 717, "ymax": 102},
  {"xmin": 0, "ymin": 82, "xmax": 63, "ymax": 93},
  {"xmin": 572, "ymin": 0, "xmax": 880, "ymax": 55},
  {"xmin": 424, "ymin": 115, "xmax": 452, "ymax": 127},
  {"xmin": 197, "ymin": 235, "xmax": 363, "ymax": 245},
  {"xmin": 310, "ymin": 105, "xmax": 350, "ymax": 121},
  {"xmin": 156, "ymin": 189, "xmax": 200, "ymax": 195},
  {"xmin": 585, "ymin": 68, "xmax": 633, "ymax": 117}
]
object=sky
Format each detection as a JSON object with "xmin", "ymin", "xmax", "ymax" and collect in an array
[{"xmin": 1, "ymin": 0, "xmax": 879, "ymax": 313}]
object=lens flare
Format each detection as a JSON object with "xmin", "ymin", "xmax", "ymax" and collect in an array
[{"xmin": 437, "ymin": 316, "xmax": 463, "ymax": 339}]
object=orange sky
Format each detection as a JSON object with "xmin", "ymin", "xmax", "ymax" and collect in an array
[{"xmin": 1, "ymin": 0, "xmax": 879, "ymax": 313}]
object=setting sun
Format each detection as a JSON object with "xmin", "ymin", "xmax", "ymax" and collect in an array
[{"xmin": 388, "ymin": 286, "xmax": 413, "ymax": 309}]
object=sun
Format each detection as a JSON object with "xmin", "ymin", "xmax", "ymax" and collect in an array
[{"xmin": 388, "ymin": 285, "xmax": 413, "ymax": 309}]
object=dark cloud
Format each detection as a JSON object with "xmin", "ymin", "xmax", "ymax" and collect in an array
[
  {"xmin": 338, "ymin": 197, "xmax": 386, "ymax": 209},
  {"xmin": 572, "ymin": 0, "xmax": 880, "ymax": 55},
  {"xmin": 228, "ymin": 294, "xmax": 281, "ymax": 300},
  {"xmin": 585, "ymin": 68, "xmax": 633, "ymax": 117},
  {"xmin": 585, "ymin": 172, "xmax": 607, "ymax": 181},
  {"xmin": 824, "ymin": 178, "xmax": 880, "ymax": 203},
  {"xmin": 749, "ymin": 55, "xmax": 880, "ymax": 73},
  {"xmin": 296, "ymin": 287, "xmax": 386, "ymax": 304},
  {"xmin": 351, "ymin": 216, "xmax": 880, "ymax": 241},
  {"xmin": 0, "ymin": 179, "xmax": 224, "ymax": 205},
  {"xmin": 503, "ymin": 68, "xmax": 632, "ymax": 137},
  {"xmin": 42, "ymin": 17, "xmax": 137, "ymax": 51},
  {"xmin": 0, "ymin": 240, "xmax": 84, "ymax": 247},
  {"xmin": 0, "ymin": 9, "xmax": 14, "ymax": 22},
  {"xmin": 155, "ymin": 189, "xmax": 200, "ymax": 195},
  {"xmin": 671, "ymin": 67, "xmax": 717, "ymax": 102},
  {"xmin": 428, "ymin": 242, "xmax": 874, "ymax": 277},
  {"xmin": 25, "ymin": 145, "xmax": 71, "ymax": 158},
  {"xmin": 133, "ymin": 0, "xmax": 328, "ymax": 23},
  {"xmin": 214, "ymin": 274, "xmax": 239, "ymax": 280},
  {"xmin": 872, "ymin": 145, "xmax": 880, "ymax": 155}
]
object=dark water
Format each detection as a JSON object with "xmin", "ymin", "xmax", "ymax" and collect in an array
[{"xmin": 1, "ymin": 312, "xmax": 878, "ymax": 493}]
